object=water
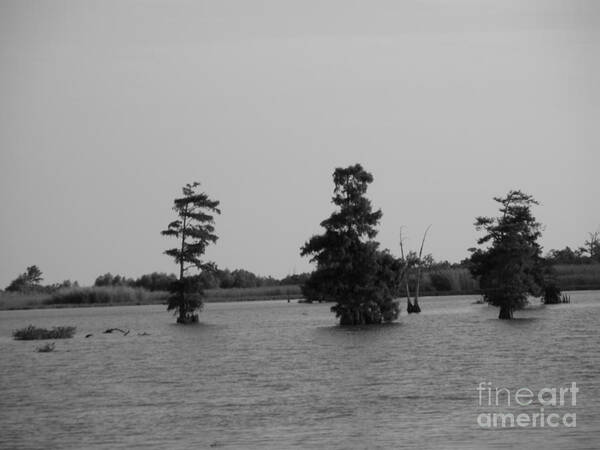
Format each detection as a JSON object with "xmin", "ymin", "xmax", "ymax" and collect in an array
[{"xmin": 1, "ymin": 292, "xmax": 599, "ymax": 449}]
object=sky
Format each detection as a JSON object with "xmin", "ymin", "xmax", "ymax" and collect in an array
[{"xmin": 0, "ymin": 0, "xmax": 599, "ymax": 287}]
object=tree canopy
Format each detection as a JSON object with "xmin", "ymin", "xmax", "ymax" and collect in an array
[{"xmin": 300, "ymin": 164, "xmax": 402, "ymax": 325}]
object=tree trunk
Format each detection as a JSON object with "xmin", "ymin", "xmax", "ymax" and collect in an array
[
  {"xmin": 178, "ymin": 209, "xmax": 188, "ymax": 324},
  {"xmin": 177, "ymin": 312, "xmax": 199, "ymax": 324},
  {"xmin": 339, "ymin": 309, "xmax": 354, "ymax": 325},
  {"xmin": 339, "ymin": 307, "xmax": 379, "ymax": 325},
  {"xmin": 498, "ymin": 304, "xmax": 513, "ymax": 320},
  {"xmin": 399, "ymin": 228, "xmax": 412, "ymax": 314},
  {"xmin": 412, "ymin": 225, "xmax": 430, "ymax": 315},
  {"xmin": 413, "ymin": 298, "xmax": 421, "ymax": 313}
]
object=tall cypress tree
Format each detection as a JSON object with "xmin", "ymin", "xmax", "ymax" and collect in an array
[
  {"xmin": 469, "ymin": 190, "xmax": 546, "ymax": 319},
  {"xmin": 162, "ymin": 182, "xmax": 221, "ymax": 323},
  {"xmin": 301, "ymin": 164, "xmax": 401, "ymax": 325}
]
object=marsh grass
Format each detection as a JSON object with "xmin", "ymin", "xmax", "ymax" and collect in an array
[
  {"xmin": 0, "ymin": 285, "xmax": 301, "ymax": 310},
  {"xmin": 421, "ymin": 268, "xmax": 480, "ymax": 294},
  {"xmin": 553, "ymin": 264, "xmax": 600, "ymax": 290},
  {"xmin": 0, "ymin": 291, "xmax": 50, "ymax": 310},
  {"xmin": 0, "ymin": 265, "xmax": 597, "ymax": 311},
  {"xmin": 45, "ymin": 286, "xmax": 165, "ymax": 306},
  {"xmin": 0, "ymin": 287, "xmax": 166, "ymax": 310},
  {"xmin": 203, "ymin": 285, "xmax": 302, "ymax": 302},
  {"xmin": 47, "ymin": 285, "xmax": 302, "ymax": 305},
  {"xmin": 416, "ymin": 265, "xmax": 600, "ymax": 295},
  {"xmin": 13, "ymin": 325, "xmax": 76, "ymax": 340}
]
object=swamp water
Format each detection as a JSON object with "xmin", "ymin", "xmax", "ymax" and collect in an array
[{"xmin": 1, "ymin": 293, "xmax": 599, "ymax": 449}]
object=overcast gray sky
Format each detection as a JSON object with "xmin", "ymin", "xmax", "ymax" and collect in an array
[{"xmin": 1, "ymin": 0, "xmax": 598, "ymax": 287}]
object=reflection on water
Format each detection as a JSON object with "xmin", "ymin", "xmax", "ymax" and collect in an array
[{"xmin": 1, "ymin": 293, "xmax": 599, "ymax": 449}]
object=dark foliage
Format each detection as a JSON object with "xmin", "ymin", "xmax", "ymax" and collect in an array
[
  {"xmin": 429, "ymin": 272, "xmax": 453, "ymax": 292},
  {"xmin": 90, "ymin": 268, "xmax": 311, "ymax": 294},
  {"xmin": 300, "ymin": 164, "xmax": 402, "ymax": 325},
  {"xmin": 469, "ymin": 190, "xmax": 547, "ymax": 319},
  {"xmin": 542, "ymin": 283, "xmax": 562, "ymax": 304},
  {"xmin": 546, "ymin": 247, "xmax": 587, "ymax": 265},
  {"xmin": 94, "ymin": 273, "xmax": 135, "ymax": 287},
  {"xmin": 135, "ymin": 272, "xmax": 178, "ymax": 291},
  {"xmin": 5, "ymin": 266, "xmax": 44, "ymax": 292},
  {"xmin": 216, "ymin": 268, "xmax": 278, "ymax": 289},
  {"xmin": 13, "ymin": 325, "xmax": 76, "ymax": 340},
  {"xmin": 545, "ymin": 229, "xmax": 600, "ymax": 265},
  {"xmin": 95, "ymin": 272, "xmax": 178, "ymax": 291},
  {"xmin": 162, "ymin": 182, "xmax": 220, "ymax": 324},
  {"xmin": 279, "ymin": 273, "xmax": 311, "ymax": 286}
]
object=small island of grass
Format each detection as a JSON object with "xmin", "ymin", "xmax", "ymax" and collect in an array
[{"xmin": 13, "ymin": 325, "xmax": 76, "ymax": 340}]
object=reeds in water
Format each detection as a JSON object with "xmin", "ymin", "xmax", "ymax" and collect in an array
[
  {"xmin": 13, "ymin": 325, "xmax": 76, "ymax": 340},
  {"xmin": 45, "ymin": 286, "xmax": 161, "ymax": 306}
]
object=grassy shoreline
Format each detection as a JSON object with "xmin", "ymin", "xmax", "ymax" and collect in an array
[
  {"xmin": 2, "ymin": 264, "xmax": 599, "ymax": 311},
  {"xmin": 0, "ymin": 285, "xmax": 304, "ymax": 311}
]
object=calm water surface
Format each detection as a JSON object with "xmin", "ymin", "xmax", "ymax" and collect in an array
[{"xmin": 1, "ymin": 293, "xmax": 599, "ymax": 449}]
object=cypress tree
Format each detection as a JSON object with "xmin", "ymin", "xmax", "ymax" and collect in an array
[
  {"xmin": 162, "ymin": 182, "xmax": 220, "ymax": 323},
  {"xmin": 301, "ymin": 164, "xmax": 401, "ymax": 325}
]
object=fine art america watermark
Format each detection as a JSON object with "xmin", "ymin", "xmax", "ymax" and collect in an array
[{"xmin": 477, "ymin": 381, "xmax": 578, "ymax": 428}]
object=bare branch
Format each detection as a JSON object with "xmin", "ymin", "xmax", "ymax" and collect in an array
[
  {"xmin": 399, "ymin": 227, "xmax": 411, "ymax": 301},
  {"xmin": 414, "ymin": 225, "xmax": 432, "ymax": 303}
]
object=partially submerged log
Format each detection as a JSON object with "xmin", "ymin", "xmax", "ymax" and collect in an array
[{"xmin": 103, "ymin": 328, "xmax": 130, "ymax": 336}]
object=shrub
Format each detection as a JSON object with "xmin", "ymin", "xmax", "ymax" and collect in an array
[
  {"xmin": 13, "ymin": 325, "xmax": 76, "ymax": 340},
  {"xmin": 542, "ymin": 284, "xmax": 562, "ymax": 304}
]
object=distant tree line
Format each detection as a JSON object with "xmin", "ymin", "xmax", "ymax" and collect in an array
[
  {"xmin": 3, "ymin": 266, "xmax": 310, "ymax": 295},
  {"xmin": 5, "ymin": 231, "xmax": 596, "ymax": 296},
  {"xmin": 93, "ymin": 269, "xmax": 311, "ymax": 292},
  {"xmin": 4, "ymin": 265, "xmax": 78, "ymax": 293},
  {"xmin": 544, "ymin": 230, "xmax": 600, "ymax": 265}
]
